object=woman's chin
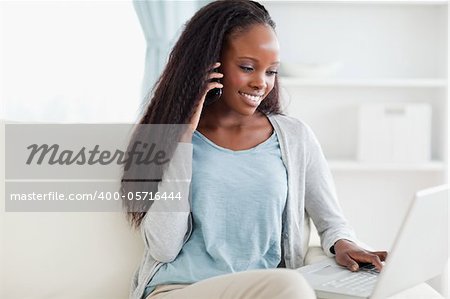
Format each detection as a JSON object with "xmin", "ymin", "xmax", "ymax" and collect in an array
[
  {"xmin": 210, "ymin": 98, "xmax": 261, "ymax": 116},
  {"xmin": 231, "ymin": 104, "xmax": 259, "ymax": 117}
]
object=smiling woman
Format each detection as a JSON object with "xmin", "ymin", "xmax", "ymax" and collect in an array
[
  {"xmin": 122, "ymin": 1, "xmax": 387, "ymax": 299},
  {"xmin": 198, "ymin": 23, "xmax": 281, "ymax": 151},
  {"xmin": 218, "ymin": 24, "xmax": 280, "ymax": 113}
]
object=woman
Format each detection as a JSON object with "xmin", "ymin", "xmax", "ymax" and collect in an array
[{"xmin": 123, "ymin": 1, "xmax": 387, "ymax": 298}]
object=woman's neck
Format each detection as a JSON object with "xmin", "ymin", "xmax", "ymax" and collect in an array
[{"xmin": 200, "ymin": 106, "xmax": 263, "ymax": 130}]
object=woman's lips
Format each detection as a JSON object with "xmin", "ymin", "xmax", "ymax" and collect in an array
[{"xmin": 238, "ymin": 91, "xmax": 263, "ymax": 107}]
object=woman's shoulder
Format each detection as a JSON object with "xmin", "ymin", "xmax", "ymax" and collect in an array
[
  {"xmin": 268, "ymin": 113, "xmax": 323, "ymax": 154},
  {"xmin": 268, "ymin": 113, "xmax": 313, "ymax": 135}
]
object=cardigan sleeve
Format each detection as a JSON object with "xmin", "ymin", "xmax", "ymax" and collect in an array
[
  {"xmin": 303, "ymin": 125, "xmax": 358, "ymax": 257},
  {"xmin": 140, "ymin": 142, "xmax": 192, "ymax": 263}
]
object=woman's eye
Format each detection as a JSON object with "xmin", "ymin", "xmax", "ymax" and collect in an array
[
  {"xmin": 239, "ymin": 66, "xmax": 278, "ymax": 76},
  {"xmin": 240, "ymin": 66, "xmax": 253, "ymax": 72}
]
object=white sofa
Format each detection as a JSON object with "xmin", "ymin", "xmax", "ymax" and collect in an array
[{"xmin": 0, "ymin": 121, "xmax": 444, "ymax": 299}]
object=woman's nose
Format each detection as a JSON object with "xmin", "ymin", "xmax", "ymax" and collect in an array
[{"xmin": 250, "ymin": 73, "xmax": 267, "ymax": 90}]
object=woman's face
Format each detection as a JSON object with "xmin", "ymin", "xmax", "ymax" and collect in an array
[{"xmin": 216, "ymin": 24, "xmax": 280, "ymax": 116}]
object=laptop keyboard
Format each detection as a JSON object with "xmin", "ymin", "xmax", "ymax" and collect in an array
[{"xmin": 321, "ymin": 264, "xmax": 379, "ymax": 293}]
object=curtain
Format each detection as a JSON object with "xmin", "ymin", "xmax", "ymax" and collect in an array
[{"xmin": 133, "ymin": 0, "xmax": 211, "ymax": 101}]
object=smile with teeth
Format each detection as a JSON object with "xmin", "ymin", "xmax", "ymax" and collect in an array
[{"xmin": 239, "ymin": 91, "xmax": 262, "ymax": 102}]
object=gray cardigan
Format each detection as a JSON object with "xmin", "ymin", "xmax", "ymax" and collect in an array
[{"xmin": 129, "ymin": 113, "xmax": 357, "ymax": 299}]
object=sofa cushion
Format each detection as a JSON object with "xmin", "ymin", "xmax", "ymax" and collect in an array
[{"xmin": 0, "ymin": 121, "xmax": 144, "ymax": 299}]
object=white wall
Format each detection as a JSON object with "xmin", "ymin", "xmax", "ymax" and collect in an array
[{"xmin": 0, "ymin": 1, "xmax": 145, "ymax": 123}]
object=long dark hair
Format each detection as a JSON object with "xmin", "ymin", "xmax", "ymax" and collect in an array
[{"xmin": 123, "ymin": 0, "xmax": 281, "ymax": 229}]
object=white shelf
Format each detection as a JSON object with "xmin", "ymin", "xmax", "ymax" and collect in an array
[
  {"xmin": 328, "ymin": 160, "xmax": 445, "ymax": 171},
  {"xmin": 279, "ymin": 78, "xmax": 448, "ymax": 88}
]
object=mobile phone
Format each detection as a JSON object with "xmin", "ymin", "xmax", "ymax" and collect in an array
[{"xmin": 205, "ymin": 68, "xmax": 222, "ymax": 106}]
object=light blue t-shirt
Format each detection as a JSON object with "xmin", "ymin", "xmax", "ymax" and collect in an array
[{"xmin": 144, "ymin": 130, "xmax": 287, "ymax": 297}]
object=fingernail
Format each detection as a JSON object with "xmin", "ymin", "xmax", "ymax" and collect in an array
[{"xmin": 351, "ymin": 265, "xmax": 358, "ymax": 271}]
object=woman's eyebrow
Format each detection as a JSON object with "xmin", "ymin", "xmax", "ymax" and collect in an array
[{"xmin": 237, "ymin": 56, "xmax": 280, "ymax": 65}]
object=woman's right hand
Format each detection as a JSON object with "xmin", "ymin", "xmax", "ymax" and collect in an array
[{"xmin": 180, "ymin": 62, "xmax": 223, "ymax": 142}]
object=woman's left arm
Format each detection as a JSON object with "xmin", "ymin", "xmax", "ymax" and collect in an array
[{"xmin": 303, "ymin": 125, "xmax": 387, "ymax": 271}]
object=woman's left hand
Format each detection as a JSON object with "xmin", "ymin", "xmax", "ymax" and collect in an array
[{"xmin": 333, "ymin": 239, "xmax": 388, "ymax": 272}]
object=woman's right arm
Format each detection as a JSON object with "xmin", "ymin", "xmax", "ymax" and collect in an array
[
  {"xmin": 141, "ymin": 141, "xmax": 193, "ymax": 263},
  {"xmin": 141, "ymin": 62, "xmax": 223, "ymax": 263}
]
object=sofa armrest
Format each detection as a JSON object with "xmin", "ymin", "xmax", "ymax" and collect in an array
[{"xmin": 304, "ymin": 246, "xmax": 329, "ymax": 266}]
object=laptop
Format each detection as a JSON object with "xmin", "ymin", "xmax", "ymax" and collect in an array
[{"xmin": 298, "ymin": 185, "xmax": 448, "ymax": 299}]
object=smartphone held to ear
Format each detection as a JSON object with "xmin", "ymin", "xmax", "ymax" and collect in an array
[{"xmin": 205, "ymin": 68, "xmax": 222, "ymax": 106}]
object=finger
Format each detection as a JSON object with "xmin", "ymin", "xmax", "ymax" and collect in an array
[
  {"xmin": 371, "ymin": 251, "xmax": 388, "ymax": 262},
  {"xmin": 196, "ymin": 81, "xmax": 223, "ymax": 109},
  {"xmin": 206, "ymin": 81, "xmax": 223, "ymax": 92},
  {"xmin": 207, "ymin": 72, "xmax": 224, "ymax": 80},
  {"xmin": 208, "ymin": 62, "xmax": 221, "ymax": 72},
  {"xmin": 340, "ymin": 254, "xmax": 360, "ymax": 272},
  {"xmin": 353, "ymin": 252, "xmax": 383, "ymax": 272},
  {"xmin": 369, "ymin": 255, "xmax": 383, "ymax": 272}
]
